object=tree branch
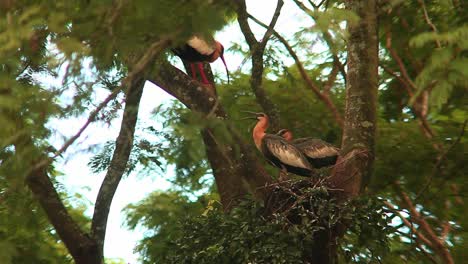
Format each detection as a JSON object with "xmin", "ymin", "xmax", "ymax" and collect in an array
[
  {"xmin": 235, "ymin": 0, "xmax": 283, "ymax": 131},
  {"xmin": 384, "ymin": 32, "xmax": 438, "ymax": 141},
  {"xmin": 91, "ymin": 75, "xmax": 145, "ymax": 261},
  {"xmin": 248, "ymin": 13, "xmax": 344, "ymax": 127},
  {"xmin": 32, "ymin": 37, "xmax": 171, "ymax": 171},
  {"xmin": 150, "ymin": 61, "xmax": 272, "ymax": 207},
  {"xmin": 385, "ymin": 31, "xmax": 418, "ymax": 92},
  {"xmin": 416, "ymin": 119, "xmax": 467, "ymax": 199},
  {"xmin": 383, "ymin": 201, "xmax": 434, "ymax": 248},
  {"xmin": 394, "ymin": 183, "xmax": 454, "ymax": 264},
  {"xmin": 416, "ymin": 0, "xmax": 441, "ymax": 48},
  {"xmin": 26, "ymin": 164, "xmax": 99, "ymax": 263},
  {"xmin": 15, "ymin": 131, "xmax": 99, "ymax": 263}
]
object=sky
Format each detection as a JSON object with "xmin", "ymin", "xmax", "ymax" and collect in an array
[{"xmin": 51, "ymin": 1, "xmax": 310, "ymax": 263}]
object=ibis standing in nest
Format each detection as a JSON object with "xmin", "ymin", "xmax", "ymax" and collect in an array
[
  {"xmin": 244, "ymin": 112, "xmax": 315, "ymax": 179},
  {"xmin": 172, "ymin": 35, "xmax": 229, "ymax": 85},
  {"xmin": 277, "ymin": 129, "xmax": 339, "ymax": 168}
]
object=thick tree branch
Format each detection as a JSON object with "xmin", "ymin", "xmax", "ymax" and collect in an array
[
  {"xmin": 26, "ymin": 164, "xmax": 99, "ymax": 264},
  {"xmin": 329, "ymin": 1, "xmax": 378, "ymax": 197},
  {"xmin": 248, "ymin": 14, "xmax": 344, "ymax": 127},
  {"xmin": 235, "ymin": 0, "xmax": 283, "ymax": 131},
  {"xmin": 13, "ymin": 131, "xmax": 100, "ymax": 263},
  {"xmin": 91, "ymin": 75, "xmax": 145, "ymax": 261},
  {"xmin": 150, "ymin": 62, "xmax": 272, "ymax": 207}
]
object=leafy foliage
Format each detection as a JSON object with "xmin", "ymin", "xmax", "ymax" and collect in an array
[{"xmin": 126, "ymin": 182, "xmax": 392, "ymax": 263}]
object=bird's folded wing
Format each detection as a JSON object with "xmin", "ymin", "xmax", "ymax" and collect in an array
[
  {"xmin": 296, "ymin": 139, "xmax": 339, "ymax": 158},
  {"xmin": 265, "ymin": 137, "xmax": 311, "ymax": 169}
]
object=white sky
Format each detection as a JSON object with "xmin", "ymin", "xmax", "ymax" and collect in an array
[{"xmin": 52, "ymin": 1, "xmax": 310, "ymax": 263}]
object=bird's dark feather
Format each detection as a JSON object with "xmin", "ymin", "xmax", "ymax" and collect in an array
[
  {"xmin": 261, "ymin": 135, "xmax": 314, "ymax": 177},
  {"xmin": 292, "ymin": 138, "xmax": 339, "ymax": 168}
]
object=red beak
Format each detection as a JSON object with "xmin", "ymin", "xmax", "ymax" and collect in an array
[{"xmin": 220, "ymin": 54, "xmax": 230, "ymax": 84}]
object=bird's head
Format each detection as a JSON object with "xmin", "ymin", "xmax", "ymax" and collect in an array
[{"xmin": 277, "ymin": 129, "xmax": 293, "ymax": 141}]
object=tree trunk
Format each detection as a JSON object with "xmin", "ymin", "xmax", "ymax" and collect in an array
[{"xmin": 329, "ymin": 0, "xmax": 378, "ymax": 198}]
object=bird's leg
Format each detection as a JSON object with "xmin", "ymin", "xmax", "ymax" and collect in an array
[
  {"xmin": 190, "ymin": 63, "xmax": 197, "ymax": 79},
  {"xmin": 278, "ymin": 166, "xmax": 289, "ymax": 182},
  {"xmin": 197, "ymin": 62, "xmax": 211, "ymax": 85}
]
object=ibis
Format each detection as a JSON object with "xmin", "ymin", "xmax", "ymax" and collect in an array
[
  {"xmin": 172, "ymin": 35, "xmax": 229, "ymax": 85},
  {"xmin": 277, "ymin": 129, "xmax": 339, "ymax": 168},
  {"xmin": 245, "ymin": 112, "xmax": 315, "ymax": 178}
]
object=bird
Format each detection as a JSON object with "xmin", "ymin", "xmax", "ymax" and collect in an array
[
  {"xmin": 276, "ymin": 129, "xmax": 339, "ymax": 168},
  {"xmin": 244, "ymin": 112, "xmax": 315, "ymax": 178},
  {"xmin": 172, "ymin": 35, "xmax": 229, "ymax": 85}
]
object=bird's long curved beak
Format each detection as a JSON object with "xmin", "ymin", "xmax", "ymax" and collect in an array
[
  {"xmin": 220, "ymin": 55, "xmax": 230, "ymax": 84},
  {"xmin": 239, "ymin": 110, "xmax": 260, "ymax": 120},
  {"xmin": 240, "ymin": 110, "xmax": 259, "ymax": 115},
  {"xmin": 239, "ymin": 116, "xmax": 258, "ymax": 120}
]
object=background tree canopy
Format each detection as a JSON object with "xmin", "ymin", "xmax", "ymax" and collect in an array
[{"xmin": 0, "ymin": 0, "xmax": 466, "ymax": 263}]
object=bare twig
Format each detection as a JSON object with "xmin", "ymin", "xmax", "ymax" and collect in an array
[
  {"xmin": 248, "ymin": 13, "xmax": 344, "ymax": 127},
  {"xmin": 32, "ymin": 37, "xmax": 171, "ymax": 170},
  {"xmin": 416, "ymin": 0, "xmax": 441, "ymax": 48},
  {"xmin": 385, "ymin": 31, "xmax": 418, "ymax": 92},
  {"xmin": 384, "ymin": 31, "xmax": 438, "ymax": 141},
  {"xmin": 384, "ymin": 201, "xmax": 434, "ymax": 248},
  {"xmin": 416, "ymin": 119, "xmax": 467, "ymax": 199},
  {"xmin": 394, "ymin": 183, "xmax": 454, "ymax": 264}
]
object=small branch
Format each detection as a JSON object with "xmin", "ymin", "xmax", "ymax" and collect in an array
[
  {"xmin": 32, "ymin": 37, "xmax": 171, "ymax": 170},
  {"xmin": 441, "ymin": 220, "xmax": 451, "ymax": 241},
  {"xmin": 248, "ymin": 13, "xmax": 344, "ymax": 127},
  {"xmin": 384, "ymin": 201, "xmax": 434, "ymax": 248},
  {"xmin": 416, "ymin": 119, "xmax": 467, "ymax": 199},
  {"xmin": 416, "ymin": 0, "xmax": 441, "ymax": 48},
  {"xmin": 383, "ymin": 32, "xmax": 438, "ymax": 141},
  {"xmin": 394, "ymin": 183, "xmax": 454, "ymax": 264},
  {"xmin": 323, "ymin": 59, "xmax": 340, "ymax": 95},
  {"xmin": 380, "ymin": 64, "xmax": 414, "ymax": 96},
  {"xmin": 385, "ymin": 31, "xmax": 418, "ymax": 92}
]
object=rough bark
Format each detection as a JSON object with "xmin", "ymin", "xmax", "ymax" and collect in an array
[
  {"xmin": 328, "ymin": 0, "xmax": 378, "ymax": 198},
  {"xmin": 91, "ymin": 75, "xmax": 145, "ymax": 261},
  {"xmin": 150, "ymin": 62, "xmax": 272, "ymax": 208}
]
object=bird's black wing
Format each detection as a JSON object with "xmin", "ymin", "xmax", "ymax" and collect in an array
[{"xmin": 264, "ymin": 135, "xmax": 312, "ymax": 170}]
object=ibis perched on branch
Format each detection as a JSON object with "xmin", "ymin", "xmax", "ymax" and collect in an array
[
  {"xmin": 244, "ymin": 112, "xmax": 315, "ymax": 178},
  {"xmin": 172, "ymin": 35, "xmax": 229, "ymax": 85},
  {"xmin": 277, "ymin": 129, "xmax": 339, "ymax": 168}
]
